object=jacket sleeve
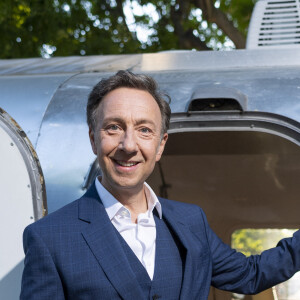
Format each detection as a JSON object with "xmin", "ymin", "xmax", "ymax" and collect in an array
[
  {"xmin": 198, "ymin": 208, "xmax": 300, "ymax": 294},
  {"xmin": 20, "ymin": 225, "xmax": 65, "ymax": 300}
]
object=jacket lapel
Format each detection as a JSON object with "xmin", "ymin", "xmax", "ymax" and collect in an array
[
  {"xmin": 78, "ymin": 184, "xmax": 145, "ymax": 300},
  {"xmin": 161, "ymin": 200, "xmax": 204, "ymax": 300}
]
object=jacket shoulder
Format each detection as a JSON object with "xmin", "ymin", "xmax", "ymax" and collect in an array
[
  {"xmin": 27, "ymin": 182, "xmax": 99, "ymax": 231},
  {"xmin": 159, "ymin": 197, "xmax": 207, "ymax": 225},
  {"xmin": 26, "ymin": 199, "xmax": 80, "ymax": 233}
]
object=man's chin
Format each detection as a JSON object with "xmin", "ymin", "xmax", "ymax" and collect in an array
[
  {"xmin": 114, "ymin": 181, "xmax": 144, "ymax": 190},
  {"xmin": 102, "ymin": 176, "xmax": 144, "ymax": 192}
]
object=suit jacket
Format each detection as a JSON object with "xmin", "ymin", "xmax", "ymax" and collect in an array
[{"xmin": 20, "ymin": 183, "xmax": 300, "ymax": 300}]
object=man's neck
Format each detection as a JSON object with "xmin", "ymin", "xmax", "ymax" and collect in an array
[
  {"xmin": 99, "ymin": 178, "xmax": 148, "ymax": 223},
  {"xmin": 115, "ymin": 188, "xmax": 148, "ymax": 224}
]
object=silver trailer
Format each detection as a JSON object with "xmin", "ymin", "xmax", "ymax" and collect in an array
[{"xmin": 1, "ymin": 48, "xmax": 300, "ymax": 299}]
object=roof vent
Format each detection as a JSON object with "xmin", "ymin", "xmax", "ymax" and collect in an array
[
  {"xmin": 246, "ymin": 0, "xmax": 300, "ymax": 49},
  {"xmin": 187, "ymin": 86, "xmax": 247, "ymax": 112},
  {"xmin": 188, "ymin": 98, "xmax": 243, "ymax": 112}
]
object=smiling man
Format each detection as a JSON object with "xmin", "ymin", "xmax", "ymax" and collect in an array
[
  {"xmin": 89, "ymin": 86, "xmax": 168, "ymax": 224},
  {"xmin": 21, "ymin": 71, "xmax": 300, "ymax": 300}
]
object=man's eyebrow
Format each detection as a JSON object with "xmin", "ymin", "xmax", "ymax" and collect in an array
[
  {"xmin": 135, "ymin": 119, "xmax": 157, "ymax": 127},
  {"xmin": 102, "ymin": 117, "xmax": 124, "ymax": 126},
  {"xmin": 102, "ymin": 117, "xmax": 157, "ymax": 127}
]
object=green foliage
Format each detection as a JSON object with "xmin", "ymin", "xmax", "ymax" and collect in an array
[
  {"xmin": 219, "ymin": 0, "xmax": 257, "ymax": 35},
  {"xmin": 232, "ymin": 229, "xmax": 264, "ymax": 256},
  {"xmin": 0, "ymin": 0, "xmax": 257, "ymax": 58},
  {"xmin": 232, "ymin": 229, "xmax": 297, "ymax": 257},
  {"xmin": 0, "ymin": 0, "xmax": 141, "ymax": 58}
]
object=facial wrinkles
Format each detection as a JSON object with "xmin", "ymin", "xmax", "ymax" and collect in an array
[
  {"xmin": 96, "ymin": 88, "xmax": 163, "ymax": 128},
  {"xmin": 94, "ymin": 88, "xmax": 163, "ymax": 151},
  {"xmin": 109, "ymin": 103, "xmax": 154, "ymax": 124},
  {"xmin": 96, "ymin": 124, "xmax": 158, "ymax": 163},
  {"xmin": 89, "ymin": 87, "xmax": 168, "ymax": 199},
  {"xmin": 104, "ymin": 106, "xmax": 160, "ymax": 136}
]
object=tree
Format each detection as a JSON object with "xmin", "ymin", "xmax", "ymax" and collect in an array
[
  {"xmin": 0, "ymin": 0, "xmax": 257, "ymax": 59},
  {"xmin": 144, "ymin": 0, "xmax": 254, "ymax": 52},
  {"xmin": 232, "ymin": 229, "xmax": 297, "ymax": 257}
]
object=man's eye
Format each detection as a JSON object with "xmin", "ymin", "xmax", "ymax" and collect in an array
[
  {"xmin": 106, "ymin": 124, "xmax": 120, "ymax": 131},
  {"xmin": 105, "ymin": 124, "xmax": 120, "ymax": 133},
  {"xmin": 140, "ymin": 127, "xmax": 151, "ymax": 134}
]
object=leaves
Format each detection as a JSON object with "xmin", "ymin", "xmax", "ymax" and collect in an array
[
  {"xmin": 232, "ymin": 229, "xmax": 297, "ymax": 257},
  {"xmin": 0, "ymin": 0, "xmax": 257, "ymax": 58}
]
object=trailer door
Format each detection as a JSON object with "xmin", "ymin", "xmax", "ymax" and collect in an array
[{"xmin": 0, "ymin": 108, "xmax": 47, "ymax": 299}]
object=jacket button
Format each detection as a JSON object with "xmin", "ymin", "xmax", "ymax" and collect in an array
[{"xmin": 152, "ymin": 295, "xmax": 161, "ymax": 300}]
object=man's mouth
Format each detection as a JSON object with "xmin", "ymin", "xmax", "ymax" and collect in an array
[{"xmin": 114, "ymin": 160, "xmax": 139, "ymax": 167}]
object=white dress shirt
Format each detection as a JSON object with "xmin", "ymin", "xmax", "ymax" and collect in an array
[{"xmin": 95, "ymin": 178, "xmax": 162, "ymax": 280}]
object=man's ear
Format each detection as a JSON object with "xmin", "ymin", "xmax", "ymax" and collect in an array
[
  {"xmin": 156, "ymin": 133, "xmax": 168, "ymax": 162},
  {"xmin": 89, "ymin": 127, "xmax": 97, "ymax": 155}
]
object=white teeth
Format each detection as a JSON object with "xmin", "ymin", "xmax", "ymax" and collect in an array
[{"xmin": 116, "ymin": 161, "xmax": 138, "ymax": 167}]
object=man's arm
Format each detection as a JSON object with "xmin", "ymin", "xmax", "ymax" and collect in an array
[
  {"xmin": 20, "ymin": 225, "xmax": 65, "ymax": 300},
  {"xmin": 199, "ymin": 209, "xmax": 300, "ymax": 294}
]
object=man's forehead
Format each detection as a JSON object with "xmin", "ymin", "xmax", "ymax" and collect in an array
[
  {"xmin": 102, "ymin": 87, "xmax": 154, "ymax": 101},
  {"xmin": 94, "ymin": 88, "xmax": 162, "ymax": 130},
  {"xmin": 99, "ymin": 88, "xmax": 159, "ymax": 113}
]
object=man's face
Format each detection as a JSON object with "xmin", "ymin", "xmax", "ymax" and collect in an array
[{"xmin": 89, "ymin": 87, "xmax": 168, "ymax": 196}]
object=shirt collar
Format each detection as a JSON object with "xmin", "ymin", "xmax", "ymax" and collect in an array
[
  {"xmin": 95, "ymin": 178, "xmax": 162, "ymax": 220},
  {"xmin": 144, "ymin": 181, "xmax": 162, "ymax": 219}
]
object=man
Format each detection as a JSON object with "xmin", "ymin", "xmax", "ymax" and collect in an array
[{"xmin": 21, "ymin": 71, "xmax": 300, "ymax": 299}]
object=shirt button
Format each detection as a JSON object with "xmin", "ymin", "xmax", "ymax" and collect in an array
[{"xmin": 152, "ymin": 295, "xmax": 161, "ymax": 300}]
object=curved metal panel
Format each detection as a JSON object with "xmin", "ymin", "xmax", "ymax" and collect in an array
[
  {"xmin": 0, "ymin": 55, "xmax": 142, "ymax": 75},
  {"xmin": 1, "ymin": 49, "xmax": 300, "ymax": 74},
  {"xmin": 36, "ymin": 73, "xmax": 103, "ymax": 212},
  {"xmin": 0, "ymin": 108, "xmax": 46, "ymax": 299},
  {"xmin": 169, "ymin": 111, "xmax": 300, "ymax": 146},
  {"xmin": 148, "ymin": 68, "xmax": 300, "ymax": 121},
  {"xmin": 31, "ymin": 64, "xmax": 300, "ymax": 213},
  {"xmin": 0, "ymin": 74, "xmax": 74, "ymax": 145}
]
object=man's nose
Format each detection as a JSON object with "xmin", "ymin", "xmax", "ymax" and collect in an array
[{"xmin": 118, "ymin": 130, "xmax": 138, "ymax": 153}]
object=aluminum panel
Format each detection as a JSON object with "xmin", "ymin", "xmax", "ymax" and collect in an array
[{"xmin": 0, "ymin": 74, "xmax": 74, "ymax": 145}]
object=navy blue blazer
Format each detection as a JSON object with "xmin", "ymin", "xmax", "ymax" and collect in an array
[{"xmin": 20, "ymin": 183, "xmax": 300, "ymax": 299}]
